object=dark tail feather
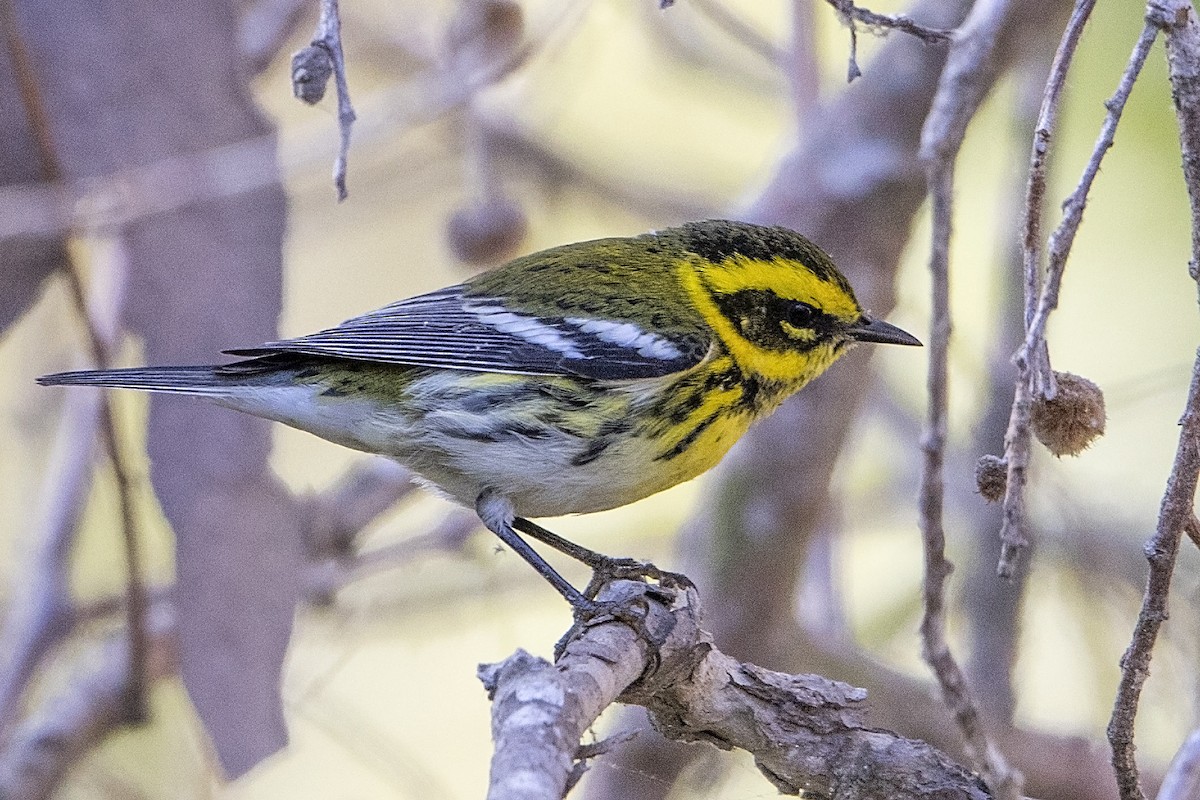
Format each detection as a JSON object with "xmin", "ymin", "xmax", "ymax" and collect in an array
[{"xmin": 37, "ymin": 365, "xmax": 229, "ymax": 395}]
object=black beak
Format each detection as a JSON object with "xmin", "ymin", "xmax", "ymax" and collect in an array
[{"xmin": 848, "ymin": 316, "xmax": 922, "ymax": 346}]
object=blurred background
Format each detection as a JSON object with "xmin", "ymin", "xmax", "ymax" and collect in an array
[{"xmin": 1, "ymin": 0, "xmax": 1197, "ymax": 798}]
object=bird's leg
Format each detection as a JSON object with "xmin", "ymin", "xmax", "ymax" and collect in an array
[
  {"xmin": 511, "ymin": 516, "xmax": 693, "ymax": 600},
  {"xmin": 476, "ymin": 491, "xmax": 591, "ymax": 608},
  {"xmin": 476, "ymin": 492, "xmax": 673, "ymax": 659}
]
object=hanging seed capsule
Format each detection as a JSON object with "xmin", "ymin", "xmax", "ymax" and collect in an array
[
  {"xmin": 975, "ymin": 454, "xmax": 1008, "ymax": 502},
  {"xmin": 1031, "ymin": 371, "xmax": 1106, "ymax": 457}
]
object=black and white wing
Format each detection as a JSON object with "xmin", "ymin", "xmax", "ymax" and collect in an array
[{"xmin": 225, "ymin": 286, "xmax": 711, "ymax": 380}]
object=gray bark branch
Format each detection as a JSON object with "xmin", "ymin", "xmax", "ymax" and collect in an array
[{"xmin": 482, "ymin": 583, "xmax": 990, "ymax": 800}]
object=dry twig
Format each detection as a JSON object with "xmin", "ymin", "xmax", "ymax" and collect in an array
[
  {"xmin": 996, "ymin": 0, "xmax": 1098, "ymax": 577},
  {"xmin": 0, "ymin": 0, "xmax": 148, "ymax": 724},
  {"xmin": 915, "ymin": 0, "xmax": 1027, "ymax": 795},
  {"xmin": 292, "ymin": 0, "xmax": 357, "ymax": 200},
  {"xmin": 1108, "ymin": 3, "xmax": 1200, "ymax": 799},
  {"xmin": 823, "ymin": 0, "xmax": 954, "ymax": 81}
]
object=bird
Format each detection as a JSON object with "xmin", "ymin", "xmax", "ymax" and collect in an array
[{"xmin": 40, "ymin": 219, "xmax": 920, "ymax": 618}]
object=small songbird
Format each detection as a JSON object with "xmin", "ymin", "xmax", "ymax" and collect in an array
[{"xmin": 40, "ymin": 220, "xmax": 920, "ymax": 615}]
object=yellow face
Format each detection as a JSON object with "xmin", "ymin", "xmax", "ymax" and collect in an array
[{"xmin": 678, "ymin": 253, "xmax": 866, "ymax": 387}]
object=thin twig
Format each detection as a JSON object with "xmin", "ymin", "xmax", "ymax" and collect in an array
[
  {"xmin": 0, "ymin": 0, "xmax": 147, "ymax": 725},
  {"xmin": 292, "ymin": 0, "xmax": 357, "ymax": 200},
  {"xmin": 999, "ymin": 5, "xmax": 1158, "ymax": 579},
  {"xmin": 915, "ymin": 3, "xmax": 1025, "ymax": 796},
  {"xmin": 1034, "ymin": 21, "xmax": 1159, "ymax": 382},
  {"xmin": 996, "ymin": 0, "xmax": 1097, "ymax": 578},
  {"xmin": 0, "ymin": 3, "xmax": 572, "ymax": 243},
  {"xmin": 824, "ymin": 0, "xmax": 954, "ymax": 42},
  {"xmin": 845, "ymin": 16, "xmax": 862, "ymax": 82},
  {"xmin": 823, "ymin": 0, "xmax": 953, "ymax": 81},
  {"xmin": 1108, "ymin": 4, "xmax": 1200, "ymax": 799},
  {"xmin": 1108, "ymin": 356, "xmax": 1200, "ymax": 800}
]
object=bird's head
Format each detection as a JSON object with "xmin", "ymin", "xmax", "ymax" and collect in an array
[{"xmin": 671, "ymin": 220, "xmax": 920, "ymax": 389}]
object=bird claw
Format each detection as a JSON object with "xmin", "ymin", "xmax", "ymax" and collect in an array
[
  {"xmin": 553, "ymin": 588, "xmax": 676, "ymax": 662},
  {"xmin": 582, "ymin": 557, "xmax": 694, "ymax": 599}
]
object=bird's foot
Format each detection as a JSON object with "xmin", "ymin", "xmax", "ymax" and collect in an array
[
  {"xmin": 582, "ymin": 556, "xmax": 694, "ymax": 600},
  {"xmin": 553, "ymin": 585, "xmax": 677, "ymax": 661}
]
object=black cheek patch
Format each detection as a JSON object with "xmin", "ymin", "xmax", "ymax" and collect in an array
[{"xmin": 711, "ymin": 289, "xmax": 839, "ymax": 353}]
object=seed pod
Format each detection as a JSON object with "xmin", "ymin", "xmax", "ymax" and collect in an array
[
  {"xmin": 975, "ymin": 454, "xmax": 1007, "ymax": 502},
  {"xmin": 446, "ymin": 196, "xmax": 528, "ymax": 265},
  {"xmin": 444, "ymin": 0, "xmax": 524, "ymax": 77},
  {"xmin": 1031, "ymin": 371, "xmax": 1106, "ymax": 457}
]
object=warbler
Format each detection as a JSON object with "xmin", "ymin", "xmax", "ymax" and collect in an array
[{"xmin": 40, "ymin": 220, "xmax": 919, "ymax": 614}]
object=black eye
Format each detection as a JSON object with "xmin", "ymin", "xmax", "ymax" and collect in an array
[{"xmin": 785, "ymin": 302, "xmax": 816, "ymax": 328}]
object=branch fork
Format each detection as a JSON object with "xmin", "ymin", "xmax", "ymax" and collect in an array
[{"xmin": 480, "ymin": 582, "xmax": 991, "ymax": 800}]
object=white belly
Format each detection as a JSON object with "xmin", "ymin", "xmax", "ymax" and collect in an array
[{"xmin": 211, "ymin": 369, "xmax": 749, "ymax": 518}]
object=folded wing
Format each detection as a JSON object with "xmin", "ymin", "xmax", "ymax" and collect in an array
[{"xmin": 225, "ymin": 286, "xmax": 711, "ymax": 380}]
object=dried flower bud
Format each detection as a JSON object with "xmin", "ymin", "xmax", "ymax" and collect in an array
[
  {"xmin": 1031, "ymin": 371, "xmax": 1106, "ymax": 457},
  {"xmin": 291, "ymin": 45, "xmax": 334, "ymax": 105},
  {"xmin": 975, "ymin": 454, "xmax": 1007, "ymax": 502},
  {"xmin": 446, "ymin": 196, "xmax": 528, "ymax": 265},
  {"xmin": 444, "ymin": 0, "xmax": 523, "ymax": 76}
]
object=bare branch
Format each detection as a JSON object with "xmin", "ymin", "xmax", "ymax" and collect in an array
[
  {"xmin": 301, "ymin": 459, "xmax": 417, "ymax": 561},
  {"xmin": 0, "ymin": 2, "xmax": 148, "ymax": 721},
  {"xmin": 824, "ymin": 0, "xmax": 954, "ymax": 42},
  {"xmin": 1108, "ymin": 355, "xmax": 1200, "ymax": 800},
  {"xmin": 292, "ymin": 0, "xmax": 357, "ymax": 200},
  {"xmin": 997, "ymin": 0, "xmax": 1098, "ymax": 577},
  {"xmin": 823, "ymin": 0, "xmax": 953, "ymax": 81},
  {"xmin": 1108, "ymin": 4, "xmax": 1200, "ymax": 799},
  {"xmin": 0, "ymin": 390, "xmax": 100, "ymax": 739},
  {"xmin": 915, "ymin": 2, "xmax": 1030, "ymax": 796},
  {"xmin": 0, "ymin": 607, "xmax": 177, "ymax": 800},
  {"xmin": 482, "ymin": 583, "xmax": 991, "ymax": 800}
]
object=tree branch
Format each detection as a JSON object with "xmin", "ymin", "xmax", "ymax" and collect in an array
[
  {"xmin": 481, "ymin": 583, "xmax": 990, "ymax": 800},
  {"xmin": 997, "ymin": 0, "xmax": 1098, "ymax": 576},
  {"xmin": 916, "ymin": 0, "xmax": 1029, "ymax": 794},
  {"xmin": 291, "ymin": 0, "xmax": 356, "ymax": 200},
  {"xmin": 0, "ymin": 389, "xmax": 99, "ymax": 740},
  {"xmin": 1108, "ymin": 4, "xmax": 1200, "ymax": 799},
  {"xmin": 823, "ymin": 0, "xmax": 954, "ymax": 81},
  {"xmin": 0, "ymin": 0, "xmax": 147, "ymax": 724},
  {"xmin": 0, "ymin": 606, "xmax": 177, "ymax": 800}
]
